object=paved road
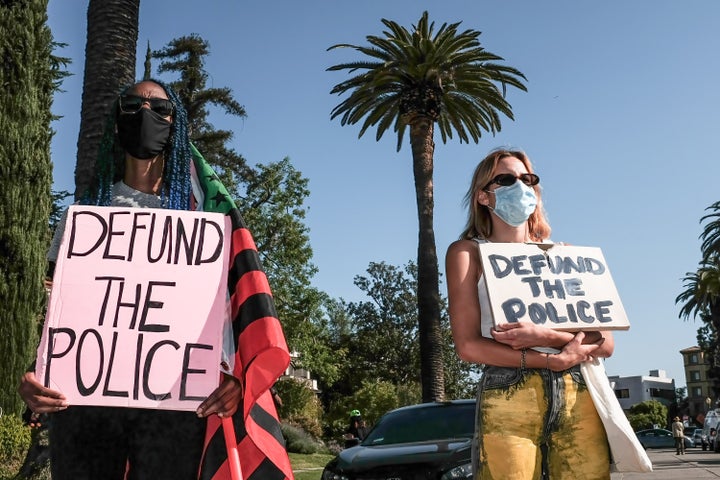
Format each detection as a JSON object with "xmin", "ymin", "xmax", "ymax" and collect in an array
[{"xmin": 612, "ymin": 446, "xmax": 720, "ymax": 479}]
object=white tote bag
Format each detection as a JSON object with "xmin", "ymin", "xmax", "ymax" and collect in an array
[{"xmin": 580, "ymin": 359, "xmax": 653, "ymax": 473}]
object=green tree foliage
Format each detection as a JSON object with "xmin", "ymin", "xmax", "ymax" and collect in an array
[
  {"xmin": 152, "ymin": 34, "xmax": 250, "ymax": 192},
  {"xmin": 328, "ymin": 11, "xmax": 527, "ymax": 401},
  {"xmin": 346, "ymin": 262, "xmax": 423, "ymax": 386},
  {"xmin": 677, "ymin": 201, "xmax": 720, "ymax": 397},
  {"xmin": 49, "ymin": 190, "xmax": 72, "ymax": 233},
  {"xmin": 274, "ymin": 377, "xmax": 324, "ymax": 439},
  {"xmin": 150, "ymin": 35, "xmax": 340, "ymax": 383},
  {"xmin": 325, "ymin": 379, "xmax": 421, "ymax": 441},
  {"xmin": 236, "ymin": 159, "xmax": 340, "ymax": 384},
  {"xmin": 320, "ymin": 261, "xmax": 479, "ymax": 433},
  {"xmin": 0, "ymin": 0, "xmax": 55, "ymax": 417},
  {"xmin": 627, "ymin": 400, "xmax": 668, "ymax": 432}
]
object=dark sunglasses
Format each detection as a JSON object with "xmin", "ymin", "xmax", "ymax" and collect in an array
[
  {"xmin": 119, "ymin": 94, "xmax": 174, "ymax": 117},
  {"xmin": 483, "ymin": 173, "xmax": 540, "ymax": 190}
]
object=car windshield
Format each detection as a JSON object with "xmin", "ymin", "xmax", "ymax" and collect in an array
[{"xmin": 362, "ymin": 402, "xmax": 475, "ymax": 446}]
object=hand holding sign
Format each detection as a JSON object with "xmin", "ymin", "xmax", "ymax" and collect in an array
[
  {"xmin": 196, "ymin": 374, "xmax": 242, "ymax": 418},
  {"xmin": 490, "ymin": 321, "xmax": 560, "ymax": 349},
  {"xmin": 18, "ymin": 371, "xmax": 68, "ymax": 414}
]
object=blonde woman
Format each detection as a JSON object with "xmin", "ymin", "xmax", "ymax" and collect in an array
[{"xmin": 445, "ymin": 148, "xmax": 614, "ymax": 479}]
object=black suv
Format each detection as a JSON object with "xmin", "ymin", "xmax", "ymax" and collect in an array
[{"xmin": 322, "ymin": 400, "xmax": 474, "ymax": 480}]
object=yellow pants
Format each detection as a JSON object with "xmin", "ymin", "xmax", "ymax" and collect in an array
[{"xmin": 474, "ymin": 366, "xmax": 610, "ymax": 480}]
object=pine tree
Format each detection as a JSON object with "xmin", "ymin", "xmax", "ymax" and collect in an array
[
  {"xmin": 152, "ymin": 34, "xmax": 250, "ymax": 192},
  {"xmin": 0, "ymin": 0, "xmax": 55, "ymax": 417}
]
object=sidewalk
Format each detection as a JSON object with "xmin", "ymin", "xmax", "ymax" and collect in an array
[{"xmin": 611, "ymin": 447, "xmax": 720, "ymax": 479}]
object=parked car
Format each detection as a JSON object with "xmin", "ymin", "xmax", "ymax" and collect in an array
[
  {"xmin": 635, "ymin": 428, "xmax": 694, "ymax": 449},
  {"xmin": 693, "ymin": 428, "xmax": 709, "ymax": 450},
  {"xmin": 703, "ymin": 409, "xmax": 720, "ymax": 451},
  {"xmin": 322, "ymin": 400, "xmax": 475, "ymax": 480}
]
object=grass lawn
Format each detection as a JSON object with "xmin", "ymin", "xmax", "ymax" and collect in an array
[
  {"xmin": 289, "ymin": 452, "xmax": 335, "ymax": 480},
  {"xmin": 1, "ymin": 440, "xmax": 335, "ymax": 480}
]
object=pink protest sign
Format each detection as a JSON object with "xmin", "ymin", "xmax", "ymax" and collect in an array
[{"xmin": 35, "ymin": 205, "xmax": 231, "ymax": 411}]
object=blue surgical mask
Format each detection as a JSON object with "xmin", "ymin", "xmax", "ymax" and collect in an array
[{"xmin": 487, "ymin": 180, "xmax": 538, "ymax": 227}]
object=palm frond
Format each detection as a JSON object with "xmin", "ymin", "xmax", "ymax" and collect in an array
[
  {"xmin": 677, "ymin": 258, "xmax": 720, "ymax": 321},
  {"xmin": 327, "ymin": 11, "xmax": 527, "ymax": 150},
  {"xmin": 700, "ymin": 201, "xmax": 720, "ymax": 259}
]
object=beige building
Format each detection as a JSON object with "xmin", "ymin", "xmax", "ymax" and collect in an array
[{"xmin": 680, "ymin": 346, "xmax": 713, "ymax": 418}]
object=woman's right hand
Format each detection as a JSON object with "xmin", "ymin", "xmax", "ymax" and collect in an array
[
  {"xmin": 18, "ymin": 372, "xmax": 68, "ymax": 414},
  {"xmin": 551, "ymin": 332, "xmax": 604, "ymax": 370}
]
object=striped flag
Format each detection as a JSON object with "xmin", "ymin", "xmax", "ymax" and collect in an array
[{"xmin": 190, "ymin": 146, "xmax": 293, "ymax": 480}]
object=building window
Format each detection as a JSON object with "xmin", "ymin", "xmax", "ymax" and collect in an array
[
  {"xmin": 691, "ymin": 371, "xmax": 701, "ymax": 381},
  {"xmin": 690, "ymin": 353, "xmax": 699, "ymax": 364},
  {"xmin": 692, "ymin": 387, "xmax": 703, "ymax": 397},
  {"xmin": 649, "ymin": 388, "xmax": 675, "ymax": 402},
  {"xmin": 615, "ymin": 389, "xmax": 630, "ymax": 399}
]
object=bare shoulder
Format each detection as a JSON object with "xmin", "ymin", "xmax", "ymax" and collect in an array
[
  {"xmin": 446, "ymin": 238, "xmax": 479, "ymax": 260},
  {"xmin": 447, "ymin": 238, "xmax": 477, "ymax": 254},
  {"xmin": 445, "ymin": 239, "xmax": 482, "ymax": 276}
]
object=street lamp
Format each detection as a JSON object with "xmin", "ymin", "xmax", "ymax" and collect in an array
[{"xmin": 707, "ymin": 397, "xmax": 712, "ymax": 413}]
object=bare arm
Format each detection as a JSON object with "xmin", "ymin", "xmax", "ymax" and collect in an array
[{"xmin": 491, "ymin": 322, "xmax": 615, "ymax": 357}]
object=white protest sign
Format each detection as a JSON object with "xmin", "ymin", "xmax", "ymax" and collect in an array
[
  {"xmin": 35, "ymin": 205, "xmax": 231, "ymax": 411},
  {"xmin": 478, "ymin": 243, "xmax": 629, "ymax": 331}
]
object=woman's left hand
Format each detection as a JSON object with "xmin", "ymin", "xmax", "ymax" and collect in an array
[
  {"xmin": 490, "ymin": 322, "xmax": 552, "ymax": 350},
  {"xmin": 196, "ymin": 374, "xmax": 242, "ymax": 418}
]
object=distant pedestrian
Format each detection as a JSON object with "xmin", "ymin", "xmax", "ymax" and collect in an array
[
  {"xmin": 344, "ymin": 409, "xmax": 369, "ymax": 448},
  {"xmin": 271, "ymin": 385, "xmax": 283, "ymax": 411},
  {"xmin": 672, "ymin": 417, "xmax": 686, "ymax": 455}
]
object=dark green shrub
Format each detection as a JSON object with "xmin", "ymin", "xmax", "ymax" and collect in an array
[
  {"xmin": 281, "ymin": 423, "xmax": 321, "ymax": 454},
  {"xmin": 0, "ymin": 413, "xmax": 31, "ymax": 478},
  {"xmin": 275, "ymin": 378, "xmax": 324, "ymax": 438}
]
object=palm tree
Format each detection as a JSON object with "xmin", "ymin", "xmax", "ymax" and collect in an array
[
  {"xmin": 327, "ymin": 11, "xmax": 527, "ymax": 402},
  {"xmin": 74, "ymin": 0, "xmax": 140, "ymax": 199},
  {"xmin": 677, "ymin": 201, "xmax": 720, "ymax": 397}
]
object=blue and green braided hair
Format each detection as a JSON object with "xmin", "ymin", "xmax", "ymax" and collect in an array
[{"xmin": 82, "ymin": 79, "xmax": 192, "ymax": 210}]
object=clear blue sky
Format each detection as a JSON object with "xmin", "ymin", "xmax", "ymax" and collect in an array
[{"xmin": 47, "ymin": 0, "xmax": 720, "ymax": 391}]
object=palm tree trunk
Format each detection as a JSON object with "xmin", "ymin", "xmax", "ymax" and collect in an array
[
  {"xmin": 409, "ymin": 117, "xmax": 444, "ymax": 402},
  {"xmin": 709, "ymin": 300, "xmax": 720, "ymax": 400},
  {"xmin": 74, "ymin": 0, "xmax": 140, "ymax": 199}
]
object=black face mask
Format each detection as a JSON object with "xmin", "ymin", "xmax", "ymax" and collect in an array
[{"xmin": 116, "ymin": 108, "xmax": 171, "ymax": 159}]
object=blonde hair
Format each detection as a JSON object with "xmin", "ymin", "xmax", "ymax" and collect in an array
[{"xmin": 460, "ymin": 148, "xmax": 551, "ymax": 242}]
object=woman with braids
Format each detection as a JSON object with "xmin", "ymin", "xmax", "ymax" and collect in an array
[
  {"xmin": 445, "ymin": 148, "xmax": 615, "ymax": 479},
  {"xmin": 18, "ymin": 80, "xmax": 243, "ymax": 479}
]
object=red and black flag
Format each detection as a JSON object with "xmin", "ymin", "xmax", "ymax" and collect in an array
[{"xmin": 191, "ymin": 146, "xmax": 293, "ymax": 480}]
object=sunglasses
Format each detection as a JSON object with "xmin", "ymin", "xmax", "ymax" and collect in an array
[
  {"xmin": 483, "ymin": 173, "xmax": 540, "ymax": 190},
  {"xmin": 119, "ymin": 94, "xmax": 174, "ymax": 117}
]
